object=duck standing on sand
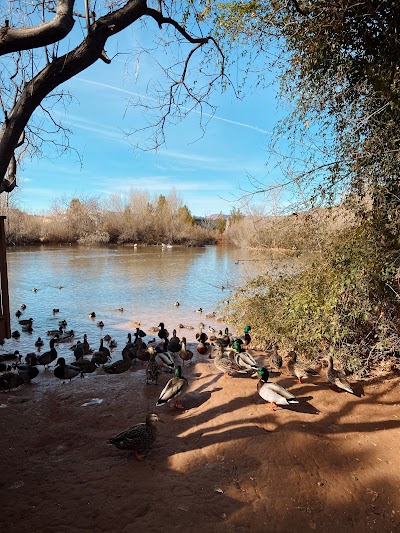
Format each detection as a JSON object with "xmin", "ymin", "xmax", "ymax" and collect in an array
[
  {"xmin": 213, "ymin": 345, "xmax": 247, "ymax": 378},
  {"xmin": 145, "ymin": 347, "xmax": 161, "ymax": 385},
  {"xmin": 14, "ymin": 362, "xmax": 40, "ymax": 384},
  {"xmin": 323, "ymin": 355, "xmax": 354, "ymax": 394},
  {"xmin": 53, "ymin": 357, "xmax": 81, "ymax": 383},
  {"xmin": 179, "ymin": 337, "xmax": 193, "ymax": 366},
  {"xmin": 156, "ymin": 365, "xmax": 188, "ymax": 409},
  {"xmin": 158, "ymin": 322, "xmax": 169, "ymax": 342},
  {"xmin": 103, "ymin": 351, "xmax": 131, "ymax": 375},
  {"xmin": 37, "ymin": 338, "xmax": 58, "ymax": 369},
  {"xmin": 270, "ymin": 344, "xmax": 283, "ymax": 370},
  {"xmin": 107, "ymin": 413, "xmax": 164, "ymax": 460},
  {"xmin": 256, "ymin": 367, "xmax": 299, "ymax": 410},
  {"xmin": 286, "ymin": 351, "xmax": 319, "ymax": 384}
]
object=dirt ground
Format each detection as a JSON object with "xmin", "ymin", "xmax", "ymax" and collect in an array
[{"xmin": 1, "ymin": 350, "xmax": 400, "ymax": 533}]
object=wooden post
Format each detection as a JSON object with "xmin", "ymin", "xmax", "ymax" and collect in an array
[{"xmin": 0, "ymin": 216, "xmax": 11, "ymax": 339}]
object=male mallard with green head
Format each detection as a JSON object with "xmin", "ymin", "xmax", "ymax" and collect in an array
[
  {"xmin": 256, "ymin": 367, "xmax": 299, "ymax": 410},
  {"xmin": 108, "ymin": 413, "xmax": 164, "ymax": 460},
  {"xmin": 156, "ymin": 365, "xmax": 188, "ymax": 409}
]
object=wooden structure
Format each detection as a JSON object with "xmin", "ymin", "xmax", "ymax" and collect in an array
[{"xmin": 0, "ymin": 216, "xmax": 10, "ymax": 339}]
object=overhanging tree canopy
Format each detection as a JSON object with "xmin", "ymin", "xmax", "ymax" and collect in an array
[{"xmin": 0, "ymin": 0, "xmax": 224, "ymax": 193}]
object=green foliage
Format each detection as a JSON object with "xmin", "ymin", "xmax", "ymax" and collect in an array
[{"xmin": 221, "ymin": 222, "xmax": 400, "ymax": 371}]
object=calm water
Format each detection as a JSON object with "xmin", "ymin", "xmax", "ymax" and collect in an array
[{"xmin": 3, "ymin": 244, "xmax": 295, "ymax": 363}]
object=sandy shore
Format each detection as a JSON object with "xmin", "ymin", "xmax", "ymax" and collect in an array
[{"xmin": 1, "ymin": 349, "xmax": 400, "ymax": 533}]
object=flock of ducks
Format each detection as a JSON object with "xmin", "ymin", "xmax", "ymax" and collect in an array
[
  {"xmin": 1, "ymin": 305, "xmax": 356, "ymax": 460},
  {"xmin": 106, "ymin": 326, "xmax": 356, "ymax": 459}
]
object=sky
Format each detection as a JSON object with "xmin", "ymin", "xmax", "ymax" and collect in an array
[{"xmin": 13, "ymin": 15, "xmax": 286, "ymax": 218}]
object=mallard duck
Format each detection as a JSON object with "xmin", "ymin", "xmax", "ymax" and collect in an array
[
  {"xmin": 158, "ymin": 322, "xmax": 169, "ymax": 341},
  {"xmin": 323, "ymin": 355, "xmax": 354, "ymax": 394},
  {"xmin": 37, "ymin": 338, "xmax": 58, "ymax": 369},
  {"xmin": 56, "ymin": 330, "xmax": 75, "ymax": 343},
  {"xmin": 196, "ymin": 332, "xmax": 211, "ymax": 357},
  {"xmin": 0, "ymin": 350, "xmax": 20, "ymax": 362},
  {"xmin": 47, "ymin": 326, "xmax": 63, "ymax": 336},
  {"xmin": 19, "ymin": 317, "xmax": 33, "ymax": 327},
  {"xmin": 25, "ymin": 353, "xmax": 39, "ymax": 366},
  {"xmin": 54, "ymin": 357, "xmax": 81, "ymax": 382},
  {"xmin": 231, "ymin": 340, "xmax": 258, "ymax": 371},
  {"xmin": 136, "ymin": 338, "xmax": 150, "ymax": 364},
  {"xmin": 154, "ymin": 347, "xmax": 175, "ymax": 372},
  {"xmin": 0, "ymin": 371, "xmax": 24, "ymax": 391},
  {"xmin": 242, "ymin": 325, "xmax": 252, "ymax": 347},
  {"xmin": 213, "ymin": 346, "xmax": 247, "ymax": 378},
  {"xmin": 270, "ymin": 344, "xmax": 283, "ymax": 370},
  {"xmin": 14, "ymin": 362, "xmax": 40, "ymax": 384},
  {"xmin": 156, "ymin": 365, "xmax": 188, "ymax": 409},
  {"xmin": 145, "ymin": 348, "xmax": 161, "ymax": 385},
  {"xmin": 107, "ymin": 413, "xmax": 163, "ymax": 460},
  {"xmin": 73, "ymin": 357, "xmax": 97, "ymax": 375},
  {"xmin": 195, "ymin": 323, "xmax": 207, "ymax": 341},
  {"xmin": 103, "ymin": 351, "xmax": 132, "ymax": 374},
  {"xmin": 257, "ymin": 367, "xmax": 299, "ymax": 409},
  {"xmin": 122, "ymin": 333, "xmax": 136, "ymax": 361},
  {"xmin": 167, "ymin": 329, "xmax": 182, "ymax": 353},
  {"xmin": 20, "ymin": 304, "xmax": 27, "ymax": 310},
  {"xmin": 98, "ymin": 338, "xmax": 111, "ymax": 360},
  {"xmin": 179, "ymin": 337, "xmax": 193, "ymax": 366},
  {"xmin": 82, "ymin": 334, "xmax": 91, "ymax": 355},
  {"xmin": 286, "ymin": 351, "xmax": 319, "ymax": 383},
  {"xmin": 213, "ymin": 330, "xmax": 230, "ymax": 348},
  {"xmin": 35, "ymin": 337, "xmax": 44, "ymax": 348},
  {"xmin": 96, "ymin": 321, "xmax": 105, "ymax": 328},
  {"xmin": 89, "ymin": 312, "xmax": 96, "ymax": 319}
]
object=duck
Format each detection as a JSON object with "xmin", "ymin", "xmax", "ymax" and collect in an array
[
  {"xmin": 11, "ymin": 330, "xmax": 20, "ymax": 338},
  {"xmin": 323, "ymin": 355, "xmax": 354, "ymax": 394},
  {"xmin": 195, "ymin": 308, "xmax": 203, "ymax": 313},
  {"xmin": 15, "ymin": 310, "xmax": 22, "ymax": 318},
  {"xmin": 25, "ymin": 353, "xmax": 39, "ymax": 366},
  {"xmin": 122, "ymin": 333, "xmax": 136, "ymax": 361},
  {"xmin": 103, "ymin": 351, "xmax": 132, "ymax": 375},
  {"xmin": 53, "ymin": 357, "xmax": 81, "ymax": 382},
  {"xmin": 242, "ymin": 325, "xmax": 252, "ymax": 347},
  {"xmin": 0, "ymin": 350, "xmax": 20, "ymax": 362},
  {"xmin": 179, "ymin": 337, "xmax": 194, "ymax": 366},
  {"xmin": 158, "ymin": 322, "xmax": 169, "ymax": 341},
  {"xmin": 156, "ymin": 365, "xmax": 188, "ymax": 409},
  {"xmin": 286, "ymin": 351, "xmax": 319, "ymax": 383},
  {"xmin": 107, "ymin": 413, "xmax": 163, "ymax": 460},
  {"xmin": 115, "ymin": 307, "xmax": 124, "ymax": 312},
  {"xmin": 103, "ymin": 334, "xmax": 112, "ymax": 342},
  {"xmin": 47, "ymin": 326, "xmax": 64, "ymax": 336},
  {"xmin": 37, "ymin": 338, "xmax": 58, "ymax": 369},
  {"xmin": 214, "ymin": 330, "xmax": 230, "ymax": 349},
  {"xmin": 0, "ymin": 371, "xmax": 25, "ymax": 391},
  {"xmin": 196, "ymin": 332, "xmax": 211, "ymax": 357},
  {"xmin": 167, "ymin": 329, "xmax": 182, "ymax": 353},
  {"xmin": 256, "ymin": 367, "xmax": 299, "ymax": 410},
  {"xmin": 56, "ymin": 329, "xmax": 75, "ymax": 343},
  {"xmin": 52, "ymin": 308, "xmax": 60, "ymax": 314},
  {"xmin": 89, "ymin": 312, "xmax": 96, "ymax": 318},
  {"xmin": 19, "ymin": 317, "xmax": 33, "ymax": 327},
  {"xmin": 174, "ymin": 301, "xmax": 180, "ymax": 307},
  {"xmin": 97, "ymin": 338, "xmax": 111, "ymax": 360},
  {"xmin": 96, "ymin": 321, "xmax": 105, "ymax": 328},
  {"xmin": 73, "ymin": 357, "xmax": 97, "ymax": 375},
  {"xmin": 109, "ymin": 339, "xmax": 117, "ymax": 349},
  {"xmin": 154, "ymin": 347, "xmax": 175, "ymax": 372},
  {"xmin": 14, "ymin": 362, "xmax": 40, "ymax": 384},
  {"xmin": 195, "ymin": 323, "xmax": 207, "ymax": 342},
  {"xmin": 135, "ymin": 337, "xmax": 150, "ymax": 364},
  {"xmin": 58, "ymin": 319, "xmax": 68, "ymax": 328},
  {"xmin": 213, "ymin": 345, "xmax": 247, "ymax": 378},
  {"xmin": 82, "ymin": 334, "xmax": 91, "ymax": 355},
  {"xmin": 134, "ymin": 326, "xmax": 147, "ymax": 339},
  {"xmin": 0, "ymin": 363, "xmax": 11, "ymax": 372},
  {"xmin": 35, "ymin": 337, "xmax": 44, "ymax": 348},
  {"xmin": 145, "ymin": 348, "xmax": 161, "ymax": 385},
  {"xmin": 231, "ymin": 340, "xmax": 258, "ymax": 371},
  {"xmin": 20, "ymin": 304, "xmax": 27, "ymax": 310},
  {"xmin": 206, "ymin": 311, "xmax": 216, "ymax": 319},
  {"xmin": 270, "ymin": 344, "xmax": 283, "ymax": 370}
]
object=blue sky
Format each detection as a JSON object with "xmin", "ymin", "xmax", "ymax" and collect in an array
[{"xmin": 15, "ymin": 19, "xmax": 285, "ymax": 218}]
